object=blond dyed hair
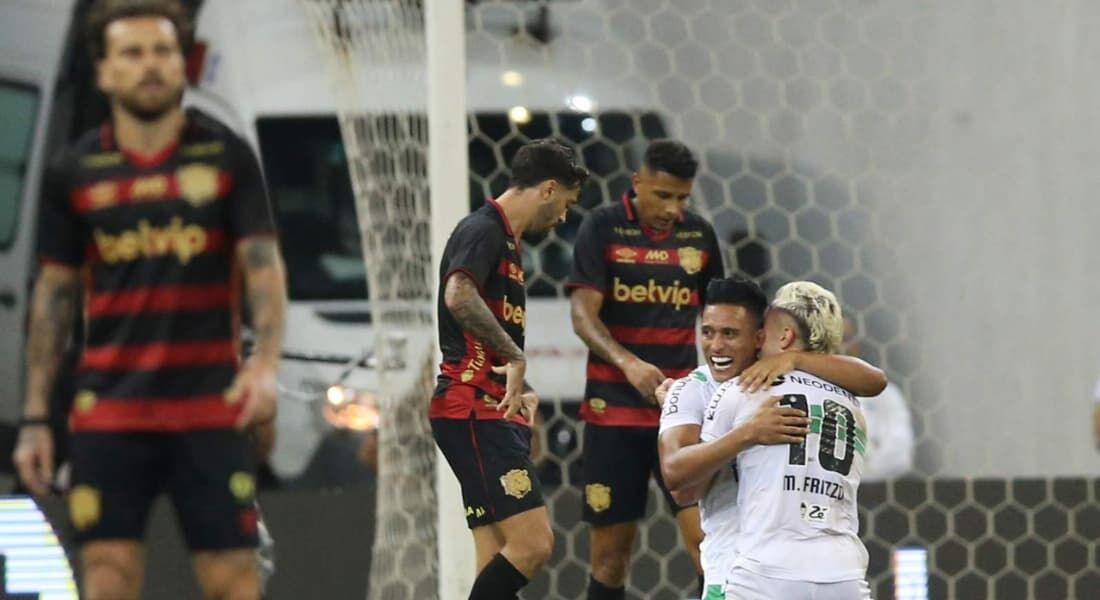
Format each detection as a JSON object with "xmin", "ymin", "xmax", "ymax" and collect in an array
[{"xmin": 771, "ymin": 281, "xmax": 844, "ymax": 354}]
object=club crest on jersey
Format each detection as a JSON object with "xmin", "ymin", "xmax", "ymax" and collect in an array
[
  {"xmin": 585, "ymin": 483, "xmax": 611, "ymax": 513},
  {"xmin": 500, "ymin": 469, "xmax": 532, "ymax": 499},
  {"xmin": 69, "ymin": 485, "xmax": 101, "ymax": 531},
  {"xmin": 177, "ymin": 163, "xmax": 221, "ymax": 206},
  {"xmin": 589, "ymin": 398, "xmax": 607, "ymax": 414},
  {"xmin": 678, "ymin": 246, "xmax": 703, "ymax": 274}
]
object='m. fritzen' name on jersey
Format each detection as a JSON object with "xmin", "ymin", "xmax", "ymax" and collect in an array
[
  {"xmin": 702, "ymin": 369, "xmax": 869, "ymax": 584},
  {"xmin": 39, "ymin": 109, "xmax": 276, "ymax": 432},
  {"xmin": 569, "ymin": 193, "xmax": 724, "ymax": 427}
]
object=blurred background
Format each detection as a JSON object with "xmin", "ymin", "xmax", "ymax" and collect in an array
[{"xmin": 1, "ymin": 1, "xmax": 1099, "ymax": 599}]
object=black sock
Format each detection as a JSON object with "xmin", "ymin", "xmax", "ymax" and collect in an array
[
  {"xmin": 469, "ymin": 553, "xmax": 528, "ymax": 600},
  {"xmin": 587, "ymin": 575, "xmax": 626, "ymax": 600}
]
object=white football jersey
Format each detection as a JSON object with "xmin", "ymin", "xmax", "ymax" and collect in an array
[
  {"xmin": 658, "ymin": 366, "xmax": 737, "ymax": 589},
  {"xmin": 702, "ymin": 369, "xmax": 869, "ymax": 584}
]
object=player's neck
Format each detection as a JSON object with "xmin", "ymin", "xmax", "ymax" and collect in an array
[
  {"xmin": 110, "ymin": 104, "xmax": 185, "ymax": 157},
  {"xmin": 494, "ymin": 188, "xmax": 534, "ymax": 240}
]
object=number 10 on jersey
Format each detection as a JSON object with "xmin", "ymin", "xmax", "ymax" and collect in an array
[{"xmin": 780, "ymin": 393, "xmax": 864, "ymax": 476}]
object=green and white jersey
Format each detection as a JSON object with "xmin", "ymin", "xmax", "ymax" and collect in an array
[
  {"xmin": 660, "ymin": 365, "xmax": 736, "ymax": 591},
  {"xmin": 703, "ymin": 369, "xmax": 869, "ymax": 584}
]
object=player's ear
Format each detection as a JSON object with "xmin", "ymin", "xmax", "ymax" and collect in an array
[
  {"xmin": 754, "ymin": 328, "xmax": 765, "ymax": 348},
  {"xmin": 780, "ymin": 327, "xmax": 796, "ymax": 350},
  {"xmin": 540, "ymin": 179, "xmax": 556, "ymax": 200}
]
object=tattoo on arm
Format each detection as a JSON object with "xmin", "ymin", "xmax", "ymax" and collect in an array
[
  {"xmin": 238, "ymin": 238, "xmax": 287, "ymax": 366},
  {"xmin": 24, "ymin": 268, "xmax": 80, "ymax": 415},
  {"xmin": 444, "ymin": 273, "xmax": 523, "ymax": 362}
]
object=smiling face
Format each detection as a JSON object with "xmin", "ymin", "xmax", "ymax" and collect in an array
[{"xmin": 700, "ymin": 303, "xmax": 764, "ymax": 382}]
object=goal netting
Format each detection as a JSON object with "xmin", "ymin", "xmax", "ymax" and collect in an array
[
  {"xmin": 301, "ymin": 1, "xmax": 1100, "ymax": 599},
  {"xmin": 301, "ymin": 2, "xmax": 441, "ymax": 599}
]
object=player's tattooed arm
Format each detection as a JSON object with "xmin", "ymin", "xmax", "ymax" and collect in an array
[
  {"xmin": 238, "ymin": 237, "xmax": 288, "ymax": 367},
  {"xmin": 23, "ymin": 264, "xmax": 80, "ymax": 418},
  {"xmin": 571, "ymin": 287, "xmax": 665, "ymax": 403},
  {"xmin": 443, "ymin": 272, "xmax": 523, "ymax": 362}
]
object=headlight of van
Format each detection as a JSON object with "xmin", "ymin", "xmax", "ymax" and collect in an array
[{"xmin": 323, "ymin": 384, "xmax": 380, "ymax": 431}]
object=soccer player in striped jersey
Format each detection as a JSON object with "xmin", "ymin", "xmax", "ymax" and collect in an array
[
  {"xmin": 701, "ymin": 282, "xmax": 873, "ymax": 599},
  {"xmin": 431, "ymin": 139, "xmax": 588, "ymax": 599},
  {"xmin": 12, "ymin": 2, "xmax": 286, "ymax": 597},
  {"xmin": 569, "ymin": 140, "xmax": 723, "ymax": 599},
  {"xmin": 658, "ymin": 277, "xmax": 886, "ymax": 599}
]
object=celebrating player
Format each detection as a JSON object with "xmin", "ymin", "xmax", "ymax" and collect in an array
[
  {"xmin": 700, "ymin": 282, "xmax": 872, "ymax": 599},
  {"xmin": 657, "ymin": 277, "xmax": 886, "ymax": 599},
  {"xmin": 430, "ymin": 139, "xmax": 588, "ymax": 599},
  {"xmin": 568, "ymin": 140, "xmax": 723, "ymax": 598},
  {"xmin": 12, "ymin": 1, "xmax": 286, "ymax": 598}
]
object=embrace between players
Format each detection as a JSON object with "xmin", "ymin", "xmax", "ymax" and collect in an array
[{"xmin": 434, "ymin": 139, "xmax": 888, "ymax": 599}]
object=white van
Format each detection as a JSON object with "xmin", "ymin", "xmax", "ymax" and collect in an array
[{"xmin": 0, "ymin": 0, "xmax": 668, "ymax": 484}]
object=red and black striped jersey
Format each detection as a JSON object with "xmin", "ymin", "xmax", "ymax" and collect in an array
[
  {"xmin": 37, "ymin": 109, "xmax": 275, "ymax": 432},
  {"xmin": 431, "ymin": 199, "xmax": 527, "ymax": 424},
  {"xmin": 568, "ymin": 193, "xmax": 724, "ymax": 427}
]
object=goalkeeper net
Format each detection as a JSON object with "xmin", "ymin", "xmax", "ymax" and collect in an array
[{"xmin": 300, "ymin": 1, "xmax": 440, "ymax": 599}]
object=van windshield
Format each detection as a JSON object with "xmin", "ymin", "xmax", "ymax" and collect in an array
[{"xmin": 257, "ymin": 111, "xmax": 666, "ymax": 301}]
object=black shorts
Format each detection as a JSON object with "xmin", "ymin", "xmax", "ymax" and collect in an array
[
  {"xmin": 68, "ymin": 429, "xmax": 258, "ymax": 551},
  {"xmin": 431, "ymin": 416, "xmax": 545, "ymax": 529},
  {"xmin": 582, "ymin": 423, "xmax": 684, "ymax": 526}
]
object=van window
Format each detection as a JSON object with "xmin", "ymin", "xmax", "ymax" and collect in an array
[
  {"xmin": 0, "ymin": 83, "xmax": 39, "ymax": 248},
  {"xmin": 256, "ymin": 117, "xmax": 369, "ymax": 302},
  {"xmin": 257, "ymin": 111, "xmax": 667, "ymax": 301}
]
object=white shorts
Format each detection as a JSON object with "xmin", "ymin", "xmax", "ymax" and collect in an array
[{"xmin": 724, "ymin": 568, "xmax": 872, "ymax": 600}]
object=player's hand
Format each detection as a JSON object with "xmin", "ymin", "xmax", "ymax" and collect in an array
[
  {"xmin": 228, "ymin": 359, "xmax": 278, "ymax": 430},
  {"xmin": 739, "ymin": 353, "xmax": 799, "ymax": 393},
  {"xmin": 13, "ymin": 423, "xmax": 54, "ymax": 496},
  {"xmin": 655, "ymin": 377, "xmax": 675, "ymax": 407},
  {"xmin": 623, "ymin": 358, "xmax": 666, "ymax": 405},
  {"xmin": 490, "ymin": 357, "xmax": 527, "ymax": 420},
  {"xmin": 746, "ymin": 396, "xmax": 809, "ymax": 445}
]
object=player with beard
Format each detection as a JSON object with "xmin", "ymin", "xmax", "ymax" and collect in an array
[
  {"xmin": 12, "ymin": 1, "xmax": 286, "ymax": 598},
  {"xmin": 656, "ymin": 277, "xmax": 885, "ymax": 599},
  {"xmin": 430, "ymin": 139, "xmax": 588, "ymax": 599}
]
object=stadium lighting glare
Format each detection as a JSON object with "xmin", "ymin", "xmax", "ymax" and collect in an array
[
  {"xmin": 566, "ymin": 94, "xmax": 595, "ymax": 112},
  {"xmin": 581, "ymin": 117, "xmax": 597, "ymax": 132},
  {"xmin": 326, "ymin": 384, "xmax": 351, "ymax": 406},
  {"xmin": 508, "ymin": 105, "xmax": 532, "ymax": 124},
  {"xmin": 500, "ymin": 70, "xmax": 524, "ymax": 87}
]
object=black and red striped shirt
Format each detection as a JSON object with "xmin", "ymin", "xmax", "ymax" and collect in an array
[
  {"xmin": 431, "ymin": 199, "xmax": 527, "ymax": 424},
  {"xmin": 37, "ymin": 109, "xmax": 275, "ymax": 432},
  {"xmin": 568, "ymin": 193, "xmax": 724, "ymax": 427}
]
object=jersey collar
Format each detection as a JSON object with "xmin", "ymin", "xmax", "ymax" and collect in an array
[{"xmin": 487, "ymin": 197, "xmax": 521, "ymax": 249}]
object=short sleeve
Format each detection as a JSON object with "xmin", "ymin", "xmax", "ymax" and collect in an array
[
  {"xmin": 36, "ymin": 156, "xmax": 85, "ymax": 267},
  {"xmin": 226, "ymin": 136, "xmax": 276, "ymax": 240},
  {"xmin": 700, "ymin": 379, "xmax": 741, "ymax": 442},
  {"xmin": 567, "ymin": 210, "xmax": 608, "ymax": 292},
  {"xmin": 441, "ymin": 216, "xmax": 505, "ymax": 289},
  {"xmin": 659, "ymin": 374, "xmax": 708, "ymax": 434},
  {"xmin": 700, "ymin": 222, "xmax": 725, "ymax": 290}
]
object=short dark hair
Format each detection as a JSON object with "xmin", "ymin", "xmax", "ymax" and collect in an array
[
  {"xmin": 86, "ymin": 0, "xmax": 194, "ymax": 61},
  {"xmin": 705, "ymin": 276, "xmax": 767, "ymax": 324},
  {"xmin": 509, "ymin": 139, "xmax": 590, "ymax": 190},
  {"xmin": 643, "ymin": 139, "xmax": 698, "ymax": 180}
]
